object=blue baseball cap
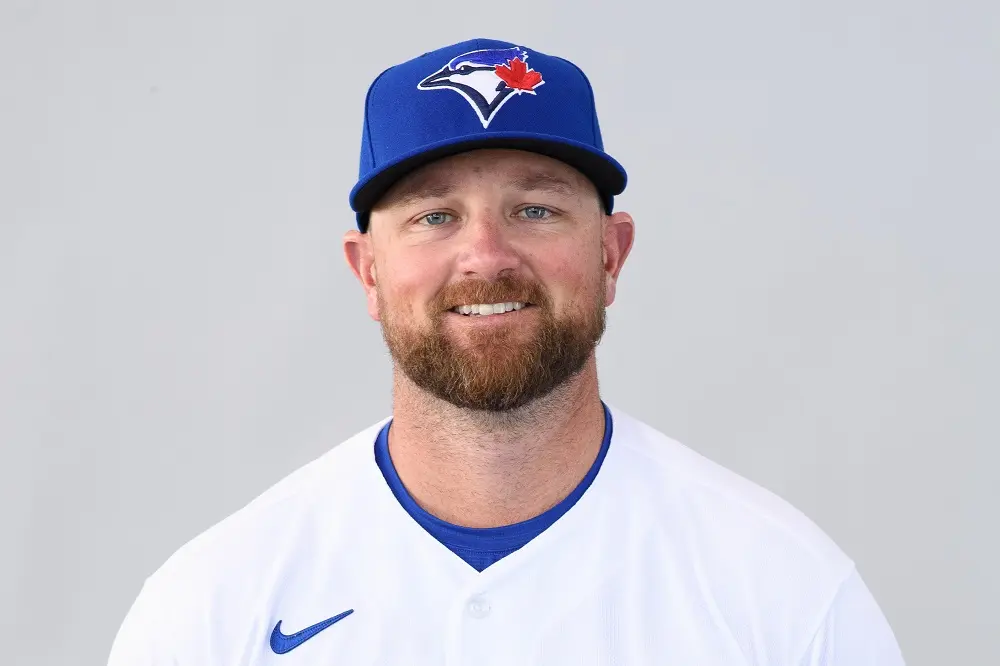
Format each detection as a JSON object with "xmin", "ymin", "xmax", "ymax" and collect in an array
[{"xmin": 349, "ymin": 38, "xmax": 628, "ymax": 231}]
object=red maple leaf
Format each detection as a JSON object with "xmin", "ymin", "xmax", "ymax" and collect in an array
[{"xmin": 494, "ymin": 57, "xmax": 543, "ymax": 91}]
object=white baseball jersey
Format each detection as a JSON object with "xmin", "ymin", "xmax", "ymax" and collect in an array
[{"xmin": 108, "ymin": 406, "xmax": 905, "ymax": 665}]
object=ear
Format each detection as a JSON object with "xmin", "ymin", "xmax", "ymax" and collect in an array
[
  {"xmin": 602, "ymin": 211, "xmax": 635, "ymax": 307},
  {"xmin": 343, "ymin": 229, "xmax": 381, "ymax": 321}
]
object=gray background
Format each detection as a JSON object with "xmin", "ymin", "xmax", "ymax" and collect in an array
[{"xmin": 2, "ymin": 1, "xmax": 997, "ymax": 664}]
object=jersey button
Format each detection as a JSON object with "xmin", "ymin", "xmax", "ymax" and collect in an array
[{"xmin": 466, "ymin": 595, "xmax": 491, "ymax": 619}]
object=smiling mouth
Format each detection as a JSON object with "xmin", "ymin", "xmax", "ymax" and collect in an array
[{"xmin": 450, "ymin": 301, "xmax": 530, "ymax": 316}]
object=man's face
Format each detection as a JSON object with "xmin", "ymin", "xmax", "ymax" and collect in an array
[{"xmin": 345, "ymin": 149, "xmax": 633, "ymax": 412}]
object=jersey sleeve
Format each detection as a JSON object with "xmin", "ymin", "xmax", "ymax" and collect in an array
[{"xmin": 797, "ymin": 569, "xmax": 906, "ymax": 666}]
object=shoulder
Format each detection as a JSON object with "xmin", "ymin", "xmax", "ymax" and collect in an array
[
  {"xmin": 153, "ymin": 418, "xmax": 388, "ymax": 582},
  {"xmin": 607, "ymin": 405, "xmax": 852, "ymax": 572},
  {"xmin": 108, "ymin": 419, "xmax": 389, "ymax": 662},
  {"xmin": 604, "ymin": 406, "xmax": 858, "ymax": 663}
]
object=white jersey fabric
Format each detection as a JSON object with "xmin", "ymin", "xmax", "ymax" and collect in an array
[{"xmin": 108, "ymin": 406, "xmax": 905, "ymax": 665}]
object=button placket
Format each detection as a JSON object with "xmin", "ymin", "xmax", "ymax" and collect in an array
[{"xmin": 466, "ymin": 595, "xmax": 491, "ymax": 619}]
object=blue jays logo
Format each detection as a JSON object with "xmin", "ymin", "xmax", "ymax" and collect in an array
[{"xmin": 417, "ymin": 46, "xmax": 545, "ymax": 128}]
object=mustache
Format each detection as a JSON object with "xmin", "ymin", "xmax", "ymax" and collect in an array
[{"xmin": 432, "ymin": 275, "xmax": 550, "ymax": 311}]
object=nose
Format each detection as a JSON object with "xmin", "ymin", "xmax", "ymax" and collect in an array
[{"xmin": 454, "ymin": 208, "xmax": 521, "ymax": 280}]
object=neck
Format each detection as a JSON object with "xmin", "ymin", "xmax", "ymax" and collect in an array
[{"xmin": 386, "ymin": 358, "xmax": 606, "ymax": 528}]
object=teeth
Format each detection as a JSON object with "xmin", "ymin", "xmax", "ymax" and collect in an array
[{"xmin": 452, "ymin": 302, "xmax": 527, "ymax": 316}]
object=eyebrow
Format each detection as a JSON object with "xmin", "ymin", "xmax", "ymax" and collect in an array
[
  {"xmin": 381, "ymin": 181, "xmax": 458, "ymax": 209},
  {"xmin": 379, "ymin": 170, "xmax": 581, "ymax": 210},
  {"xmin": 505, "ymin": 172, "xmax": 577, "ymax": 196}
]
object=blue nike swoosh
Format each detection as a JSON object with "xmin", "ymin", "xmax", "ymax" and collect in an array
[{"xmin": 269, "ymin": 609, "xmax": 354, "ymax": 654}]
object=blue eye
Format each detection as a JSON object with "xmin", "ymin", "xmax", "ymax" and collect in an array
[
  {"xmin": 520, "ymin": 206, "xmax": 551, "ymax": 220},
  {"xmin": 422, "ymin": 212, "xmax": 453, "ymax": 226}
]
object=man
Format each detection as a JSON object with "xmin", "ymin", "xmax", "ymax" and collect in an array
[{"xmin": 109, "ymin": 39, "xmax": 905, "ymax": 665}]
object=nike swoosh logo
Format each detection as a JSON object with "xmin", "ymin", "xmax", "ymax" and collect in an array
[{"xmin": 269, "ymin": 609, "xmax": 354, "ymax": 654}]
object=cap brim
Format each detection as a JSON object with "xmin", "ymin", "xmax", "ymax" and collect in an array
[{"xmin": 349, "ymin": 132, "xmax": 627, "ymax": 230}]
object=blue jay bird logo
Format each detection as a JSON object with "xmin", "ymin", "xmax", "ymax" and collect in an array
[{"xmin": 417, "ymin": 46, "xmax": 545, "ymax": 128}]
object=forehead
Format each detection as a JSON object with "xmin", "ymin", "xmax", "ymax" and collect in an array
[{"xmin": 374, "ymin": 149, "xmax": 599, "ymax": 210}]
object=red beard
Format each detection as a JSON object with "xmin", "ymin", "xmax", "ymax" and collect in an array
[{"xmin": 379, "ymin": 273, "xmax": 606, "ymax": 412}]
